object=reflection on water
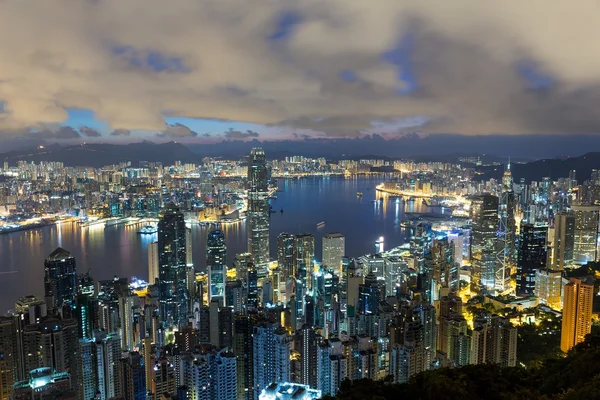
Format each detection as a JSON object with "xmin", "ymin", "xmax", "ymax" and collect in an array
[{"xmin": 0, "ymin": 176, "xmax": 446, "ymax": 311}]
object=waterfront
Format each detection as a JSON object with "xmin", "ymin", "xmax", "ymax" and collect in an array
[{"xmin": 0, "ymin": 176, "xmax": 444, "ymax": 311}]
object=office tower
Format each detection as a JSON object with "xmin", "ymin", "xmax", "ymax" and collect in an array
[
  {"xmin": 95, "ymin": 331, "xmax": 122, "ymax": 400},
  {"xmin": 552, "ymin": 212, "xmax": 575, "ymax": 269},
  {"xmin": 76, "ymin": 273, "xmax": 94, "ymax": 340},
  {"xmin": 233, "ymin": 314, "xmax": 255, "ymax": 400},
  {"xmin": 470, "ymin": 194, "xmax": 499, "ymax": 292},
  {"xmin": 119, "ymin": 293, "xmax": 136, "ymax": 351},
  {"xmin": 498, "ymin": 163, "xmax": 516, "ymax": 284},
  {"xmin": 247, "ymin": 148, "xmax": 270, "ymax": 271},
  {"xmin": 425, "ymin": 239, "xmax": 458, "ymax": 297},
  {"xmin": 142, "ymin": 339, "xmax": 154, "ymax": 397},
  {"xmin": 322, "ymin": 233, "xmax": 345, "ymax": 275},
  {"xmin": 277, "ymin": 233, "xmax": 295, "ymax": 281},
  {"xmin": 44, "ymin": 247, "xmax": 77, "ymax": 315},
  {"xmin": 295, "ymin": 325, "xmax": 318, "ymax": 389},
  {"xmin": 516, "ymin": 224, "xmax": 548, "ymax": 297},
  {"xmin": 152, "ymin": 357, "xmax": 176, "ymax": 400},
  {"xmin": 294, "ymin": 234, "xmax": 315, "ymax": 289},
  {"xmin": 148, "ymin": 242, "xmax": 159, "ymax": 285},
  {"xmin": 357, "ymin": 272, "xmax": 380, "ymax": 315},
  {"xmin": 186, "ymin": 227, "xmax": 193, "ymax": 267},
  {"xmin": 252, "ymin": 323, "xmax": 291, "ymax": 400},
  {"xmin": 535, "ymin": 269, "xmax": 563, "ymax": 310},
  {"xmin": 158, "ymin": 204, "xmax": 188, "ymax": 325},
  {"xmin": 247, "ymin": 267, "xmax": 259, "ymax": 311},
  {"xmin": 0, "ymin": 317, "xmax": 17, "ymax": 400},
  {"xmin": 233, "ymin": 253, "xmax": 253, "ymax": 284},
  {"xmin": 571, "ymin": 205, "xmax": 600, "ymax": 264},
  {"xmin": 471, "ymin": 316, "xmax": 517, "ymax": 367},
  {"xmin": 561, "ymin": 278, "xmax": 594, "ymax": 352},
  {"xmin": 207, "ymin": 227, "xmax": 226, "ymax": 306},
  {"xmin": 119, "ymin": 352, "xmax": 146, "ymax": 400}
]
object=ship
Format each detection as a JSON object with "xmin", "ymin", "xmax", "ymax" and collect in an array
[
  {"xmin": 357, "ymin": 192, "xmax": 363, "ymax": 197},
  {"xmin": 316, "ymin": 220, "xmax": 326, "ymax": 227},
  {"xmin": 137, "ymin": 225, "xmax": 157, "ymax": 234}
]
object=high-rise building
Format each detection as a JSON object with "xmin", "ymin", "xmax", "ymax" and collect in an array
[
  {"xmin": 516, "ymin": 224, "xmax": 548, "ymax": 297},
  {"xmin": 0, "ymin": 317, "xmax": 17, "ymax": 400},
  {"xmin": 295, "ymin": 325, "xmax": 318, "ymax": 389},
  {"xmin": 252, "ymin": 323, "xmax": 291, "ymax": 400},
  {"xmin": 471, "ymin": 316, "xmax": 517, "ymax": 367},
  {"xmin": 552, "ymin": 212, "xmax": 575, "ymax": 269},
  {"xmin": 277, "ymin": 233, "xmax": 295, "ymax": 281},
  {"xmin": 151, "ymin": 357, "xmax": 176, "ymax": 400},
  {"xmin": 119, "ymin": 352, "xmax": 146, "ymax": 400},
  {"xmin": 498, "ymin": 163, "xmax": 516, "ymax": 290},
  {"xmin": 233, "ymin": 314, "xmax": 255, "ymax": 400},
  {"xmin": 247, "ymin": 148, "xmax": 270, "ymax": 271},
  {"xmin": 183, "ymin": 348, "xmax": 237, "ymax": 400},
  {"xmin": 571, "ymin": 205, "xmax": 600, "ymax": 264},
  {"xmin": 470, "ymin": 194, "xmax": 499, "ymax": 292},
  {"xmin": 561, "ymin": 278, "xmax": 594, "ymax": 353},
  {"xmin": 294, "ymin": 234, "xmax": 315, "ymax": 289},
  {"xmin": 357, "ymin": 272, "xmax": 380, "ymax": 316},
  {"xmin": 322, "ymin": 233, "xmax": 345, "ymax": 276},
  {"xmin": 95, "ymin": 331, "xmax": 122, "ymax": 400},
  {"xmin": 535, "ymin": 269, "xmax": 563, "ymax": 310},
  {"xmin": 148, "ymin": 241, "xmax": 159, "ymax": 285},
  {"xmin": 158, "ymin": 204, "xmax": 188, "ymax": 325},
  {"xmin": 44, "ymin": 247, "xmax": 77, "ymax": 315},
  {"xmin": 207, "ymin": 227, "xmax": 226, "ymax": 306}
]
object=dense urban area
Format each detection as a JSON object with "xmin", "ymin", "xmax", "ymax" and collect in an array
[{"xmin": 0, "ymin": 148, "xmax": 599, "ymax": 400}]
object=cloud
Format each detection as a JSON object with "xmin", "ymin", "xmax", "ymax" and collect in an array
[
  {"xmin": 1, "ymin": 1, "xmax": 600, "ymax": 137},
  {"xmin": 223, "ymin": 128, "xmax": 260, "ymax": 139},
  {"xmin": 79, "ymin": 126, "xmax": 101, "ymax": 137},
  {"xmin": 33, "ymin": 126, "xmax": 80, "ymax": 139},
  {"xmin": 159, "ymin": 123, "xmax": 198, "ymax": 137},
  {"xmin": 110, "ymin": 129, "xmax": 131, "ymax": 136}
]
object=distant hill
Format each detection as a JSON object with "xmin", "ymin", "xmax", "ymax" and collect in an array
[
  {"xmin": 477, "ymin": 152, "xmax": 600, "ymax": 183},
  {"xmin": 0, "ymin": 142, "xmax": 200, "ymax": 167}
]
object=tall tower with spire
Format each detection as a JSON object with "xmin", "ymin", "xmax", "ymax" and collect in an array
[{"xmin": 497, "ymin": 160, "xmax": 516, "ymax": 293}]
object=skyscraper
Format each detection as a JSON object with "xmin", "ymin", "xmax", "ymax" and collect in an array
[
  {"xmin": 148, "ymin": 241, "xmax": 159, "ymax": 285},
  {"xmin": 44, "ymin": 247, "xmax": 77, "ymax": 315},
  {"xmin": 252, "ymin": 323, "xmax": 291, "ymax": 400},
  {"xmin": 294, "ymin": 234, "xmax": 315, "ymax": 289},
  {"xmin": 0, "ymin": 317, "xmax": 17, "ymax": 400},
  {"xmin": 247, "ymin": 148, "xmax": 270, "ymax": 271},
  {"xmin": 552, "ymin": 212, "xmax": 575, "ymax": 269},
  {"xmin": 561, "ymin": 278, "xmax": 594, "ymax": 353},
  {"xmin": 157, "ymin": 204, "xmax": 188, "ymax": 325},
  {"xmin": 498, "ymin": 163, "xmax": 516, "ymax": 291},
  {"xmin": 470, "ymin": 194, "xmax": 499, "ymax": 292},
  {"xmin": 277, "ymin": 233, "xmax": 295, "ymax": 281},
  {"xmin": 516, "ymin": 223, "xmax": 547, "ymax": 297},
  {"xmin": 207, "ymin": 227, "xmax": 226, "ymax": 306},
  {"xmin": 322, "ymin": 233, "xmax": 345, "ymax": 276},
  {"xmin": 571, "ymin": 205, "xmax": 600, "ymax": 264}
]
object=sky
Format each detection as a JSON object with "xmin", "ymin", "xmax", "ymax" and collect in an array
[{"xmin": 1, "ymin": 1, "xmax": 600, "ymax": 152}]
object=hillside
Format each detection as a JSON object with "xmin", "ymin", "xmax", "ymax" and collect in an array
[{"xmin": 323, "ymin": 332, "xmax": 600, "ymax": 400}]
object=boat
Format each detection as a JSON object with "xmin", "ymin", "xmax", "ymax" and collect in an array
[
  {"xmin": 137, "ymin": 225, "xmax": 157, "ymax": 234},
  {"xmin": 316, "ymin": 221, "xmax": 326, "ymax": 227},
  {"xmin": 357, "ymin": 192, "xmax": 363, "ymax": 197},
  {"xmin": 280, "ymin": 208, "xmax": 284, "ymax": 213}
]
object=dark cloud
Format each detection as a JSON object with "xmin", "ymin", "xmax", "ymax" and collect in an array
[
  {"xmin": 33, "ymin": 126, "xmax": 81, "ymax": 139},
  {"xmin": 110, "ymin": 129, "xmax": 131, "ymax": 136},
  {"xmin": 79, "ymin": 126, "xmax": 102, "ymax": 137},
  {"xmin": 223, "ymin": 128, "xmax": 260, "ymax": 139},
  {"xmin": 159, "ymin": 123, "xmax": 198, "ymax": 137}
]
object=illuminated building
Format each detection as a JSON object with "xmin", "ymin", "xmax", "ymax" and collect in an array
[
  {"xmin": 295, "ymin": 325, "xmax": 318, "ymax": 389},
  {"xmin": 470, "ymin": 194, "xmax": 499, "ymax": 292},
  {"xmin": 79, "ymin": 339, "xmax": 97, "ymax": 400},
  {"xmin": 148, "ymin": 241, "xmax": 159, "ymax": 285},
  {"xmin": 551, "ymin": 212, "xmax": 575, "ymax": 269},
  {"xmin": 252, "ymin": 323, "xmax": 291, "ymax": 400},
  {"xmin": 471, "ymin": 316, "xmax": 517, "ymax": 367},
  {"xmin": 247, "ymin": 148, "xmax": 270, "ymax": 271},
  {"xmin": 277, "ymin": 233, "xmax": 295, "ymax": 281},
  {"xmin": 15, "ymin": 295, "xmax": 47, "ymax": 326},
  {"xmin": 233, "ymin": 253, "xmax": 253, "ymax": 285},
  {"xmin": 95, "ymin": 331, "xmax": 121, "ymax": 400},
  {"xmin": 233, "ymin": 314, "xmax": 255, "ymax": 400},
  {"xmin": 561, "ymin": 278, "xmax": 594, "ymax": 353},
  {"xmin": 322, "ymin": 233, "xmax": 345, "ymax": 275},
  {"xmin": 316, "ymin": 339, "xmax": 347, "ymax": 397},
  {"xmin": 207, "ymin": 227, "xmax": 226, "ymax": 306},
  {"xmin": 12, "ymin": 368, "xmax": 71, "ymax": 400},
  {"xmin": 151, "ymin": 357, "xmax": 176, "ymax": 400},
  {"xmin": 535, "ymin": 269, "xmax": 563, "ymax": 310},
  {"xmin": 294, "ymin": 234, "xmax": 315, "ymax": 290},
  {"xmin": 375, "ymin": 237, "xmax": 384, "ymax": 254},
  {"xmin": 118, "ymin": 293, "xmax": 136, "ymax": 351},
  {"xmin": 498, "ymin": 162, "xmax": 516, "ymax": 286},
  {"xmin": 44, "ymin": 247, "xmax": 77, "ymax": 316},
  {"xmin": 516, "ymin": 223, "xmax": 548, "ymax": 297},
  {"xmin": 119, "ymin": 352, "xmax": 146, "ymax": 400},
  {"xmin": 0, "ymin": 317, "xmax": 17, "ymax": 400},
  {"xmin": 357, "ymin": 273, "xmax": 380, "ymax": 315},
  {"xmin": 259, "ymin": 382, "xmax": 321, "ymax": 400},
  {"xmin": 183, "ymin": 348, "xmax": 237, "ymax": 400},
  {"xmin": 158, "ymin": 204, "xmax": 188, "ymax": 325},
  {"xmin": 571, "ymin": 205, "xmax": 600, "ymax": 264}
]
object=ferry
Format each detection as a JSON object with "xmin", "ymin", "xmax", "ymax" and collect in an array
[
  {"xmin": 137, "ymin": 225, "xmax": 157, "ymax": 235},
  {"xmin": 357, "ymin": 192, "xmax": 363, "ymax": 197},
  {"xmin": 316, "ymin": 221, "xmax": 326, "ymax": 227}
]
